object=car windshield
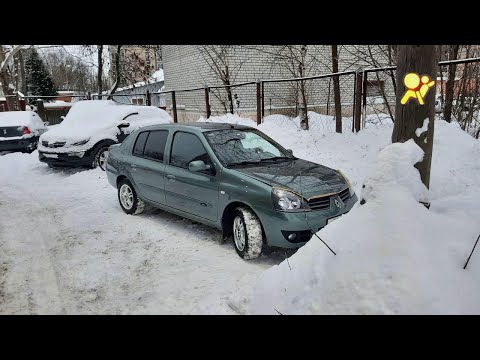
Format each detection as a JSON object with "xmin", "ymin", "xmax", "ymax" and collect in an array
[{"xmin": 204, "ymin": 129, "xmax": 295, "ymax": 167}]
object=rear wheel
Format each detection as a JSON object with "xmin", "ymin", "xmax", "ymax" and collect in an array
[
  {"xmin": 118, "ymin": 178, "xmax": 145, "ymax": 215},
  {"xmin": 233, "ymin": 207, "xmax": 263, "ymax": 260}
]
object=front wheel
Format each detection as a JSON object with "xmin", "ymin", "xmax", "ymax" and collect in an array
[
  {"xmin": 118, "ymin": 178, "xmax": 145, "ymax": 215},
  {"xmin": 233, "ymin": 207, "xmax": 263, "ymax": 260},
  {"xmin": 91, "ymin": 145, "xmax": 109, "ymax": 170}
]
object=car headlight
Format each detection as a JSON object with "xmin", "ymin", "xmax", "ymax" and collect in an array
[
  {"xmin": 71, "ymin": 138, "xmax": 90, "ymax": 146},
  {"xmin": 272, "ymin": 188, "xmax": 310, "ymax": 212},
  {"xmin": 337, "ymin": 169, "xmax": 355, "ymax": 197}
]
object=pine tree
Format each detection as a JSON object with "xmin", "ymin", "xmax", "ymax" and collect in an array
[{"xmin": 25, "ymin": 49, "xmax": 57, "ymax": 100}]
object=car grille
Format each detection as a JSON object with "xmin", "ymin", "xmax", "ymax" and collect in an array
[
  {"xmin": 307, "ymin": 196, "xmax": 331, "ymax": 210},
  {"xmin": 338, "ymin": 187, "xmax": 350, "ymax": 202},
  {"xmin": 307, "ymin": 187, "xmax": 350, "ymax": 211},
  {"xmin": 43, "ymin": 141, "xmax": 66, "ymax": 148}
]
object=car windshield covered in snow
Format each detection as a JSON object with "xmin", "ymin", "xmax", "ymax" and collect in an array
[{"xmin": 204, "ymin": 129, "xmax": 295, "ymax": 167}]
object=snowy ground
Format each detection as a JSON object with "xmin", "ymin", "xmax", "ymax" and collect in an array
[
  {"xmin": 1, "ymin": 111, "xmax": 479, "ymax": 314},
  {"xmin": 0, "ymin": 153, "xmax": 288, "ymax": 314}
]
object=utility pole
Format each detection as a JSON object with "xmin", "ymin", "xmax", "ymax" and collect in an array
[{"xmin": 392, "ymin": 45, "xmax": 437, "ymax": 188}]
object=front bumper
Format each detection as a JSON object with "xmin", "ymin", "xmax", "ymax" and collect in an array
[
  {"xmin": 38, "ymin": 150, "xmax": 94, "ymax": 167},
  {"xmin": 0, "ymin": 137, "xmax": 37, "ymax": 152},
  {"xmin": 259, "ymin": 192, "xmax": 358, "ymax": 249}
]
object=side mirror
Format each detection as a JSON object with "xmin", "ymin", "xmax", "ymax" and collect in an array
[
  {"xmin": 287, "ymin": 149, "xmax": 293, "ymax": 155},
  {"xmin": 118, "ymin": 122, "xmax": 130, "ymax": 130},
  {"xmin": 189, "ymin": 160, "xmax": 211, "ymax": 172}
]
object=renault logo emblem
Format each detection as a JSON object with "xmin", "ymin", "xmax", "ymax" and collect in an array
[{"xmin": 334, "ymin": 198, "xmax": 342, "ymax": 208}]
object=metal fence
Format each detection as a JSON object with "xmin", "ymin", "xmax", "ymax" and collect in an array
[{"xmin": 4, "ymin": 57, "xmax": 480, "ymax": 136}]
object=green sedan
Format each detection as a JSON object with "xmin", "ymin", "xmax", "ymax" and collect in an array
[{"xmin": 106, "ymin": 122, "xmax": 357, "ymax": 259}]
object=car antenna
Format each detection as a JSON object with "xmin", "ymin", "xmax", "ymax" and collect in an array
[
  {"xmin": 464, "ymin": 232, "xmax": 480, "ymax": 269},
  {"xmin": 298, "ymin": 169, "xmax": 336, "ymax": 256}
]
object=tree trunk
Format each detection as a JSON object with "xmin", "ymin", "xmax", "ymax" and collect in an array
[
  {"xmin": 392, "ymin": 45, "xmax": 437, "ymax": 189},
  {"xmin": 97, "ymin": 45, "xmax": 103, "ymax": 100},
  {"xmin": 332, "ymin": 45, "xmax": 342, "ymax": 133},
  {"xmin": 0, "ymin": 46, "xmax": 19, "ymax": 111},
  {"xmin": 299, "ymin": 79, "xmax": 308, "ymax": 130},
  {"xmin": 19, "ymin": 49, "xmax": 26, "ymax": 95},
  {"xmin": 223, "ymin": 67, "xmax": 234, "ymax": 114},
  {"xmin": 108, "ymin": 46, "xmax": 122, "ymax": 99},
  {"xmin": 443, "ymin": 45, "xmax": 459, "ymax": 122},
  {"xmin": 298, "ymin": 45, "xmax": 309, "ymax": 130}
]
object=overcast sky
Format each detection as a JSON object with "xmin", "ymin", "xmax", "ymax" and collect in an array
[{"xmin": 36, "ymin": 45, "xmax": 110, "ymax": 75}]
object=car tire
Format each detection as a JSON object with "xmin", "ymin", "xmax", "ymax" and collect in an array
[
  {"xmin": 233, "ymin": 207, "xmax": 263, "ymax": 260},
  {"xmin": 91, "ymin": 145, "xmax": 110, "ymax": 170},
  {"xmin": 118, "ymin": 178, "xmax": 145, "ymax": 215}
]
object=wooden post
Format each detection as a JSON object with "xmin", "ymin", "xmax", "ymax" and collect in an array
[
  {"xmin": 256, "ymin": 81, "xmax": 262, "ymax": 125},
  {"xmin": 146, "ymin": 90, "xmax": 152, "ymax": 106},
  {"xmin": 36, "ymin": 99, "xmax": 46, "ymax": 122},
  {"xmin": 362, "ymin": 71, "xmax": 368, "ymax": 129},
  {"xmin": 392, "ymin": 45, "xmax": 437, "ymax": 189},
  {"xmin": 87, "ymin": 91, "xmax": 92, "ymax": 100},
  {"xmin": 261, "ymin": 81, "xmax": 265, "ymax": 117},
  {"xmin": 204, "ymin": 87, "xmax": 211, "ymax": 118},
  {"xmin": 354, "ymin": 71, "xmax": 363, "ymax": 132},
  {"xmin": 171, "ymin": 91, "xmax": 178, "ymax": 123}
]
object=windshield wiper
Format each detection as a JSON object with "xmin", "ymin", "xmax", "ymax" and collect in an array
[
  {"xmin": 226, "ymin": 157, "xmax": 295, "ymax": 167},
  {"xmin": 226, "ymin": 160, "xmax": 261, "ymax": 167},
  {"xmin": 259, "ymin": 156, "xmax": 296, "ymax": 162}
]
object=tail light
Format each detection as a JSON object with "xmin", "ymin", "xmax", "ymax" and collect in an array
[{"xmin": 23, "ymin": 126, "xmax": 31, "ymax": 135}]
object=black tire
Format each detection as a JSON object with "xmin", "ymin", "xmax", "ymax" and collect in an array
[
  {"xmin": 91, "ymin": 145, "xmax": 110, "ymax": 170},
  {"xmin": 233, "ymin": 207, "xmax": 263, "ymax": 260},
  {"xmin": 117, "ymin": 178, "xmax": 145, "ymax": 215}
]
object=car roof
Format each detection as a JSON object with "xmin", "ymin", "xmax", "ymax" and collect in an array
[{"xmin": 138, "ymin": 122, "xmax": 255, "ymax": 132}]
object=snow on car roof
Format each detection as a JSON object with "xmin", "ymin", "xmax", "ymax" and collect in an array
[
  {"xmin": 0, "ymin": 111, "xmax": 42, "ymax": 127},
  {"xmin": 62, "ymin": 100, "xmax": 170, "ymax": 126}
]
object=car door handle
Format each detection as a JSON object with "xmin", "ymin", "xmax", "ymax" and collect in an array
[{"xmin": 166, "ymin": 174, "xmax": 175, "ymax": 181}]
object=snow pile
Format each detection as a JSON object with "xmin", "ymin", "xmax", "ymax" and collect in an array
[
  {"xmin": 251, "ymin": 136, "xmax": 480, "ymax": 314},
  {"xmin": 151, "ymin": 69, "xmax": 164, "ymax": 82},
  {"xmin": 262, "ymin": 112, "xmax": 354, "ymax": 133},
  {"xmin": 0, "ymin": 111, "xmax": 47, "ymax": 140},
  {"xmin": 44, "ymin": 101, "xmax": 74, "ymax": 108},
  {"xmin": 360, "ymin": 139, "xmax": 429, "ymax": 204},
  {"xmin": 198, "ymin": 113, "xmax": 257, "ymax": 127},
  {"xmin": 430, "ymin": 120, "xmax": 480, "ymax": 200},
  {"xmin": 38, "ymin": 100, "xmax": 172, "ymax": 152}
]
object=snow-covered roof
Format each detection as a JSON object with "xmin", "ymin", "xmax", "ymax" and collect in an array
[
  {"xmin": 115, "ymin": 69, "xmax": 165, "ymax": 92},
  {"xmin": 44, "ymin": 101, "xmax": 74, "ymax": 108}
]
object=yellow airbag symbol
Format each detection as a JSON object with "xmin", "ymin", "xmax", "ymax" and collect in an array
[{"xmin": 401, "ymin": 73, "xmax": 435, "ymax": 105}]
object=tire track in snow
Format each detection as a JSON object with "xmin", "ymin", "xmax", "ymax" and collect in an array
[{"xmin": 0, "ymin": 189, "xmax": 67, "ymax": 314}]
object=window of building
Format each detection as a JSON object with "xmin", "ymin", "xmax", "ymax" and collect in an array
[{"xmin": 131, "ymin": 97, "xmax": 144, "ymax": 105}]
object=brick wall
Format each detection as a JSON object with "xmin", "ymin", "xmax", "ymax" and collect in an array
[{"xmin": 162, "ymin": 45, "xmax": 395, "ymax": 121}]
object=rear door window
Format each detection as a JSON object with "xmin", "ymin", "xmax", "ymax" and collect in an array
[
  {"xmin": 143, "ymin": 130, "xmax": 169, "ymax": 161},
  {"xmin": 133, "ymin": 131, "xmax": 149, "ymax": 156}
]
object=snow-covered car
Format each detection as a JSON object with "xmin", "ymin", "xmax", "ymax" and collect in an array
[
  {"xmin": 38, "ymin": 100, "xmax": 172, "ymax": 168},
  {"xmin": 0, "ymin": 111, "xmax": 48, "ymax": 153}
]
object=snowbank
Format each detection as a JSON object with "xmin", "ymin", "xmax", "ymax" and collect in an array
[
  {"xmin": 251, "ymin": 137, "xmax": 480, "ymax": 315},
  {"xmin": 38, "ymin": 100, "xmax": 172, "ymax": 153}
]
